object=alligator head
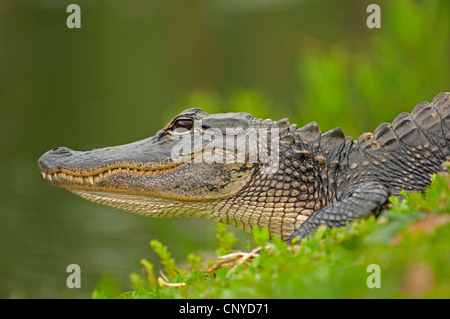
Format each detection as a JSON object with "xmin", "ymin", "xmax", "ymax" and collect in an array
[{"xmin": 39, "ymin": 108, "xmax": 318, "ymax": 239}]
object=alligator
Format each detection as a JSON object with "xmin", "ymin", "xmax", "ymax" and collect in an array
[{"xmin": 38, "ymin": 92, "xmax": 450, "ymax": 242}]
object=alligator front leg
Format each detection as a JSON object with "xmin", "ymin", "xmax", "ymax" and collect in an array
[{"xmin": 287, "ymin": 181, "xmax": 390, "ymax": 242}]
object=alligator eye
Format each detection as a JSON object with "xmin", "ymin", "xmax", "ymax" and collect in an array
[{"xmin": 170, "ymin": 118, "xmax": 194, "ymax": 134}]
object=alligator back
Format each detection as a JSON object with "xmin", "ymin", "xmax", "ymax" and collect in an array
[{"xmin": 355, "ymin": 92, "xmax": 450, "ymax": 195}]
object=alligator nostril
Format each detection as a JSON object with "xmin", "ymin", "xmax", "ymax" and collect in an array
[
  {"xmin": 50, "ymin": 146, "xmax": 72, "ymax": 155},
  {"xmin": 48, "ymin": 146, "xmax": 72, "ymax": 155}
]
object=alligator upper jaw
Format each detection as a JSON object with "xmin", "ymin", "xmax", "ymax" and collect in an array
[
  {"xmin": 38, "ymin": 135, "xmax": 258, "ymax": 201},
  {"xmin": 37, "ymin": 134, "xmax": 193, "ymax": 197},
  {"xmin": 38, "ymin": 159, "xmax": 185, "ymax": 190}
]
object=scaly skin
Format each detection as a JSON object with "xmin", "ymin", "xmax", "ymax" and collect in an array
[{"xmin": 38, "ymin": 92, "xmax": 450, "ymax": 242}]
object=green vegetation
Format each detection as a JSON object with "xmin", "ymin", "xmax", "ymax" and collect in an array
[
  {"xmin": 176, "ymin": 0, "xmax": 450, "ymax": 140},
  {"xmin": 93, "ymin": 167, "xmax": 450, "ymax": 299},
  {"xmin": 296, "ymin": 0, "xmax": 450, "ymax": 138}
]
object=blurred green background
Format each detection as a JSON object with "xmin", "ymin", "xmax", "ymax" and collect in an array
[{"xmin": 0, "ymin": 0, "xmax": 448, "ymax": 298}]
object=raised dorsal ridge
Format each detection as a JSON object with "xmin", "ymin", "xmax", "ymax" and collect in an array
[
  {"xmin": 295, "ymin": 122, "xmax": 321, "ymax": 142},
  {"xmin": 321, "ymin": 127, "xmax": 346, "ymax": 149}
]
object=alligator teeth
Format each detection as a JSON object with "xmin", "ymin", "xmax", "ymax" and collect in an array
[{"xmin": 42, "ymin": 167, "xmax": 146, "ymax": 185}]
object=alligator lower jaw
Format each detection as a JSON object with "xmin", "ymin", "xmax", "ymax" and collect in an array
[
  {"xmin": 39, "ymin": 163, "xmax": 185, "ymax": 191},
  {"xmin": 69, "ymin": 189, "xmax": 206, "ymax": 218}
]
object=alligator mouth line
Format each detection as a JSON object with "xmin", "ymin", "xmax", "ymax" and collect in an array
[{"xmin": 39, "ymin": 163, "xmax": 186, "ymax": 187}]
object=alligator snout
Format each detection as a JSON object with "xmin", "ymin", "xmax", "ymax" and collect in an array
[{"xmin": 38, "ymin": 146, "xmax": 75, "ymax": 172}]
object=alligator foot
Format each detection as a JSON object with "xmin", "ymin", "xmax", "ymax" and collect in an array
[
  {"xmin": 287, "ymin": 181, "xmax": 390, "ymax": 242},
  {"xmin": 203, "ymin": 246, "xmax": 263, "ymax": 274}
]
